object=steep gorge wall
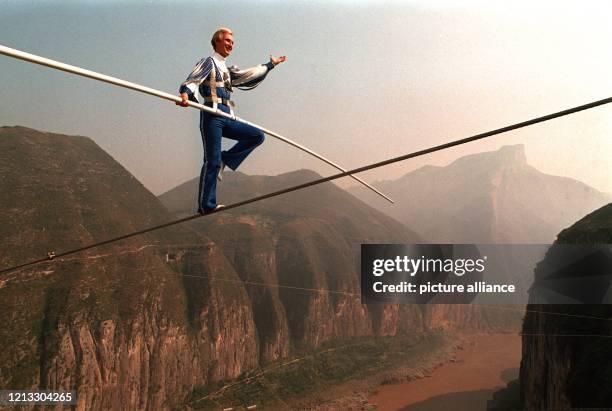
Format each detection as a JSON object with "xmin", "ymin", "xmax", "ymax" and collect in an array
[
  {"xmin": 0, "ymin": 127, "xmax": 261, "ymax": 410},
  {"xmin": 2, "ymin": 246, "xmax": 261, "ymax": 411},
  {"xmin": 520, "ymin": 204, "xmax": 612, "ymax": 410}
]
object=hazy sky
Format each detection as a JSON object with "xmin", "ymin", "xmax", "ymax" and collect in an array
[{"xmin": 1, "ymin": 0, "xmax": 610, "ymax": 196}]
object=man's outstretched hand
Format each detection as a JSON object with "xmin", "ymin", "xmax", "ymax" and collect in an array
[{"xmin": 270, "ymin": 55, "xmax": 287, "ymax": 66}]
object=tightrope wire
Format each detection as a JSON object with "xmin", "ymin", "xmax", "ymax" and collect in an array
[{"xmin": 1, "ymin": 96, "xmax": 610, "ymax": 275}]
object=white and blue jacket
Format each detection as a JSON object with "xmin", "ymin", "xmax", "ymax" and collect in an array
[{"xmin": 179, "ymin": 51, "xmax": 275, "ymax": 115}]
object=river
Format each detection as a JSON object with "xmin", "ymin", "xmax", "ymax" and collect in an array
[{"xmin": 368, "ymin": 333, "xmax": 522, "ymax": 411}]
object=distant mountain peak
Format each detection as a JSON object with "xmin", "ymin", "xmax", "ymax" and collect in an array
[
  {"xmin": 497, "ymin": 144, "xmax": 527, "ymax": 165},
  {"xmin": 449, "ymin": 144, "xmax": 527, "ymax": 170},
  {"xmin": 268, "ymin": 168, "xmax": 322, "ymax": 182},
  {"xmin": 348, "ymin": 143, "xmax": 609, "ymax": 243}
]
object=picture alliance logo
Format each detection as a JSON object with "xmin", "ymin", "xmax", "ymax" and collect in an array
[{"xmin": 371, "ymin": 255, "xmax": 488, "ymax": 277}]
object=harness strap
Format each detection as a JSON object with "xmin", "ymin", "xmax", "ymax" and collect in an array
[
  {"xmin": 206, "ymin": 59, "xmax": 235, "ymax": 117},
  {"xmin": 209, "ymin": 65, "xmax": 218, "ymax": 112},
  {"xmin": 203, "ymin": 96, "xmax": 235, "ymax": 107}
]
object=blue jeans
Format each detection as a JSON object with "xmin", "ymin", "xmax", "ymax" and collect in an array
[{"xmin": 198, "ymin": 110, "xmax": 265, "ymax": 211}]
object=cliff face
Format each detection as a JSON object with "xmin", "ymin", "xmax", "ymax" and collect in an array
[
  {"xmin": 161, "ymin": 169, "xmax": 522, "ymax": 362},
  {"xmin": 0, "ymin": 127, "xmax": 259, "ymax": 410},
  {"xmin": 34, "ymin": 248, "xmax": 259, "ymax": 411},
  {"xmin": 160, "ymin": 169, "xmax": 430, "ymax": 359},
  {"xmin": 349, "ymin": 145, "xmax": 610, "ymax": 243},
  {"xmin": 520, "ymin": 203, "xmax": 612, "ymax": 410}
]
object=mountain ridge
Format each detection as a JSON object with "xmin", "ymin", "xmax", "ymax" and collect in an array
[
  {"xmin": 348, "ymin": 144, "xmax": 610, "ymax": 243},
  {"xmin": 0, "ymin": 126, "xmax": 259, "ymax": 409}
]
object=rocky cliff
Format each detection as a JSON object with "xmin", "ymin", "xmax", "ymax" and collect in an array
[
  {"xmin": 160, "ymin": 169, "xmax": 427, "ymax": 360},
  {"xmin": 349, "ymin": 145, "xmax": 610, "ymax": 243},
  {"xmin": 160, "ymin": 169, "xmax": 522, "ymax": 363},
  {"xmin": 520, "ymin": 203, "xmax": 612, "ymax": 409},
  {"xmin": 0, "ymin": 126, "xmax": 259, "ymax": 410}
]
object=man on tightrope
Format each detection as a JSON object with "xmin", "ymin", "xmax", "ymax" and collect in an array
[{"xmin": 177, "ymin": 27, "xmax": 286, "ymax": 214}]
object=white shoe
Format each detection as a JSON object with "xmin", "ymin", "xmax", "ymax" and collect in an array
[
  {"xmin": 199, "ymin": 204, "xmax": 225, "ymax": 215},
  {"xmin": 217, "ymin": 162, "xmax": 226, "ymax": 181}
]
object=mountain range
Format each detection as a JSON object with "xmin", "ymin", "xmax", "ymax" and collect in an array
[
  {"xmin": 2, "ymin": 126, "xmax": 513, "ymax": 410},
  {"xmin": 349, "ymin": 144, "xmax": 610, "ymax": 243},
  {"xmin": 3, "ymin": 126, "xmax": 604, "ymax": 410}
]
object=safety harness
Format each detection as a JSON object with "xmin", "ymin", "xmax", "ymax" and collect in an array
[{"xmin": 203, "ymin": 62, "xmax": 235, "ymax": 116}]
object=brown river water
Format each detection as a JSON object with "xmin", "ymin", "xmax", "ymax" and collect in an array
[{"xmin": 368, "ymin": 333, "xmax": 522, "ymax": 411}]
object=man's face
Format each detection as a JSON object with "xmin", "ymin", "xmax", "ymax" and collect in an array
[{"xmin": 214, "ymin": 32, "xmax": 234, "ymax": 58}]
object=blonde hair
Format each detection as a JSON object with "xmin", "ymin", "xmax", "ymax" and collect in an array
[{"xmin": 211, "ymin": 27, "xmax": 233, "ymax": 48}]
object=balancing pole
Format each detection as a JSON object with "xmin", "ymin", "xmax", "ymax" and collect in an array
[{"xmin": 0, "ymin": 44, "xmax": 393, "ymax": 203}]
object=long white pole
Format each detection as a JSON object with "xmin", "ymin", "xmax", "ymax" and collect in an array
[{"xmin": 0, "ymin": 44, "xmax": 393, "ymax": 203}]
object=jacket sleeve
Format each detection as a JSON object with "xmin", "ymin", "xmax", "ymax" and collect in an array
[
  {"xmin": 179, "ymin": 57, "xmax": 213, "ymax": 101},
  {"xmin": 229, "ymin": 61, "xmax": 275, "ymax": 90}
]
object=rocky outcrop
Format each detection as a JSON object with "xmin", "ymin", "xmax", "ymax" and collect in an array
[
  {"xmin": 0, "ymin": 127, "xmax": 259, "ymax": 410},
  {"xmin": 6, "ymin": 247, "xmax": 259, "ymax": 411},
  {"xmin": 520, "ymin": 203, "xmax": 612, "ymax": 410}
]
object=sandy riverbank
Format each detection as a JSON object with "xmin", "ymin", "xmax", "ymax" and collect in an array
[{"xmin": 368, "ymin": 333, "xmax": 522, "ymax": 411}]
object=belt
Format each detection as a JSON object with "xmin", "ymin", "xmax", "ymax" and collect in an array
[{"xmin": 204, "ymin": 96, "xmax": 235, "ymax": 107}]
